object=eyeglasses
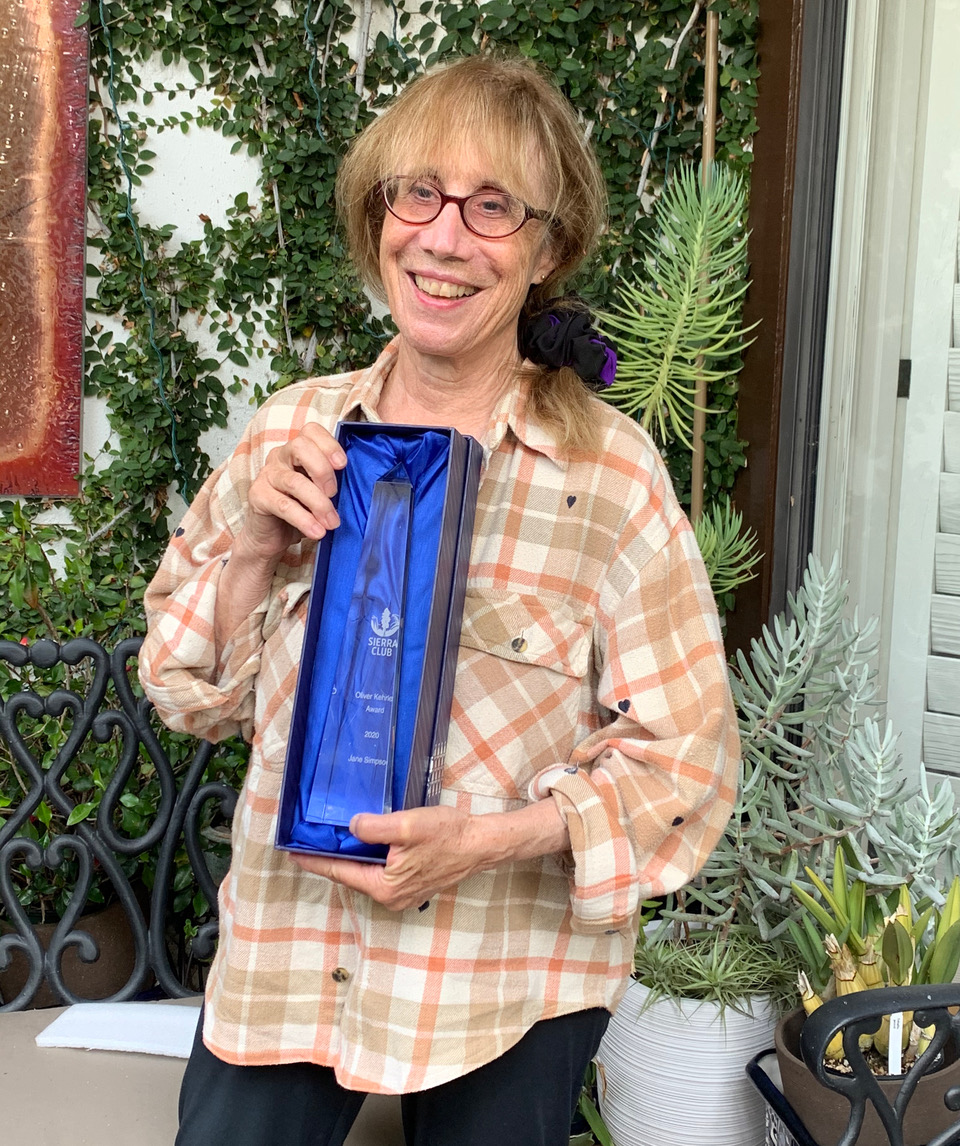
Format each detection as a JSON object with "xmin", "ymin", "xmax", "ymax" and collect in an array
[{"xmin": 381, "ymin": 176, "xmax": 550, "ymax": 239}]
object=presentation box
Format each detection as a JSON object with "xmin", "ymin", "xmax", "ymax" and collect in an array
[{"xmin": 276, "ymin": 422, "xmax": 481, "ymax": 864}]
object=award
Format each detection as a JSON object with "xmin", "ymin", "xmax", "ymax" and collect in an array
[
  {"xmin": 277, "ymin": 423, "xmax": 482, "ymax": 863},
  {"xmin": 304, "ymin": 468, "xmax": 412, "ymax": 825}
]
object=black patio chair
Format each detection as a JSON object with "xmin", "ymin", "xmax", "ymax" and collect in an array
[
  {"xmin": 747, "ymin": 983, "xmax": 960, "ymax": 1146},
  {"xmin": 0, "ymin": 637, "xmax": 237, "ymax": 1010}
]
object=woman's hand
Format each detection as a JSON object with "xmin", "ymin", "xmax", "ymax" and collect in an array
[
  {"xmin": 289, "ymin": 800, "xmax": 570, "ymax": 911},
  {"xmin": 238, "ymin": 424, "xmax": 347, "ymax": 564},
  {"xmin": 291, "ymin": 807, "xmax": 485, "ymax": 910},
  {"xmin": 215, "ymin": 425, "xmax": 346, "ymax": 654}
]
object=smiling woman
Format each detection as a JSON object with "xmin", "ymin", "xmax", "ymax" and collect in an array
[{"xmin": 138, "ymin": 52, "xmax": 739, "ymax": 1146}]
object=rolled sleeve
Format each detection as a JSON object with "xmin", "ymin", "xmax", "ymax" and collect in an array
[
  {"xmin": 529, "ymin": 523, "xmax": 739, "ymax": 934},
  {"xmin": 140, "ymin": 557, "xmax": 269, "ymax": 744},
  {"xmin": 139, "ymin": 458, "xmax": 272, "ymax": 742}
]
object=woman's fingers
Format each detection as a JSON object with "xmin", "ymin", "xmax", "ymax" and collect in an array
[
  {"xmin": 289, "ymin": 808, "xmax": 493, "ymax": 911},
  {"xmin": 285, "ymin": 425, "xmax": 347, "ymax": 498},
  {"xmin": 248, "ymin": 476, "xmax": 333, "ymax": 542},
  {"xmin": 241, "ymin": 424, "xmax": 348, "ymax": 554}
]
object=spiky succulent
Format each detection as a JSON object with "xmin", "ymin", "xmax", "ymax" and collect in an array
[
  {"xmin": 645, "ymin": 554, "xmax": 960, "ymax": 1001},
  {"xmin": 599, "ymin": 163, "xmax": 756, "ymax": 449}
]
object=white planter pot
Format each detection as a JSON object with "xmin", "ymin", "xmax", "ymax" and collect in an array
[{"xmin": 594, "ymin": 980, "xmax": 778, "ymax": 1146}]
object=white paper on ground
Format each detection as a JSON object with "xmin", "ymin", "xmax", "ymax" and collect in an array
[{"xmin": 35, "ymin": 1001, "xmax": 202, "ymax": 1058}]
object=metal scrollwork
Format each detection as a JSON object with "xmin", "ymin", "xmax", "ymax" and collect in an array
[
  {"xmin": 800, "ymin": 983, "xmax": 960, "ymax": 1146},
  {"xmin": 0, "ymin": 637, "xmax": 236, "ymax": 1010}
]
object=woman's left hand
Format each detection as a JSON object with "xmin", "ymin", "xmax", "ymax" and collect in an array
[
  {"xmin": 289, "ymin": 798, "xmax": 569, "ymax": 910},
  {"xmin": 289, "ymin": 806, "xmax": 489, "ymax": 910}
]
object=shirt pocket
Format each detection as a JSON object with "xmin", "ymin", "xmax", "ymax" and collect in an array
[{"xmin": 442, "ymin": 587, "xmax": 593, "ymax": 803}]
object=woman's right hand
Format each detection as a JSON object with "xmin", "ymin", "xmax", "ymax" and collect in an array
[{"xmin": 237, "ymin": 424, "xmax": 348, "ymax": 565}]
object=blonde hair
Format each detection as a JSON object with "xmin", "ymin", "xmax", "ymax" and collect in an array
[{"xmin": 337, "ymin": 53, "xmax": 608, "ymax": 454}]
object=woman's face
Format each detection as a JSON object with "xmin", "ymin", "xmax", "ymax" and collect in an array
[{"xmin": 378, "ymin": 157, "xmax": 555, "ymax": 375}]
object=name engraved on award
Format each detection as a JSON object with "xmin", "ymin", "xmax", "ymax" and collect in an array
[{"xmin": 305, "ymin": 468, "xmax": 413, "ymax": 827}]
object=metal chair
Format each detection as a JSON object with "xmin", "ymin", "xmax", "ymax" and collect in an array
[
  {"xmin": 0, "ymin": 637, "xmax": 237, "ymax": 1009},
  {"xmin": 747, "ymin": 983, "xmax": 960, "ymax": 1146}
]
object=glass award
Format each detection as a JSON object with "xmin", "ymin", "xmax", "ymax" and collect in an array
[{"xmin": 304, "ymin": 465, "xmax": 413, "ymax": 827}]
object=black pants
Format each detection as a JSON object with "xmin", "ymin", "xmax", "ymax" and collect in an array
[{"xmin": 176, "ymin": 1006, "xmax": 609, "ymax": 1146}]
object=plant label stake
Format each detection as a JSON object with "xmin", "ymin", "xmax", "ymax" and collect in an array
[{"xmin": 888, "ymin": 1012, "xmax": 903, "ymax": 1076}]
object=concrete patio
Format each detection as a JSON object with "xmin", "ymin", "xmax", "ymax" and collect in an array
[{"xmin": 2, "ymin": 1003, "xmax": 405, "ymax": 1146}]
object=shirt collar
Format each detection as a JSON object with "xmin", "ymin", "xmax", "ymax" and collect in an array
[
  {"xmin": 483, "ymin": 364, "xmax": 567, "ymax": 470},
  {"xmin": 340, "ymin": 339, "xmax": 398, "ymax": 426},
  {"xmin": 340, "ymin": 337, "xmax": 567, "ymax": 471}
]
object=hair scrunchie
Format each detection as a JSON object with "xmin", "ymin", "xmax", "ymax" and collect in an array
[{"xmin": 518, "ymin": 300, "xmax": 617, "ymax": 389}]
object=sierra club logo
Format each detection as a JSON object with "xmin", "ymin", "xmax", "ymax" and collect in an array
[{"xmin": 369, "ymin": 607, "xmax": 400, "ymax": 656}]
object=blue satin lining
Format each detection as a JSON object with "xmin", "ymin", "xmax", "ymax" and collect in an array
[{"xmin": 288, "ymin": 430, "xmax": 449, "ymax": 859}]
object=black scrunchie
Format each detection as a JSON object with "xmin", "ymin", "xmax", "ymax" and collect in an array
[{"xmin": 518, "ymin": 301, "xmax": 617, "ymax": 389}]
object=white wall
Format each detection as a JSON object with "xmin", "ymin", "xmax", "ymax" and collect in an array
[
  {"xmin": 885, "ymin": 0, "xmax": 960, "ymax": 772},
  {"xmin": 813, "ymin": 0, "xmax": 929, "ymax": 697}
]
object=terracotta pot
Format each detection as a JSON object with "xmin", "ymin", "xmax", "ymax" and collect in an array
[
  {"xmin": 0, "ymin": 900, "xmax": 138, "ymax": 1008},
  {"xmin": 595, "ymin": 980, "xmax": 779, "ymax": 1146},
  {"xmin": 775, "ymin": 1008, "xmax": 960, "ymax": 1146}
]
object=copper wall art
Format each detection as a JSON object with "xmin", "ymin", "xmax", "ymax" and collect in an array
[{"xmin": 0, "ymin": 0, "xmax": 87, "ymax": 497}]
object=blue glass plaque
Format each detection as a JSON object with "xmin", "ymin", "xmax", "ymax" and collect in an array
[{"xmin": 304, "ymin": 466, "xmax": 413, "ymax": 826}]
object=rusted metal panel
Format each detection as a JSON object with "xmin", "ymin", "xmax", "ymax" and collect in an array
[{"xmin": 0, "ymin": 0, "xmax": 87, "ymax": 497}]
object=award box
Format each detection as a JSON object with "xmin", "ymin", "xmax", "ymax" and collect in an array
[{"xmin": 276, "ymin": 422, "xmax": 482, "ymax": 863}]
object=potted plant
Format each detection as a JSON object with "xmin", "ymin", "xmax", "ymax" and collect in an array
[
  {"xmin": 593, "ymin": 551, "xmax": 960, "ymax": 1146},
  {"xmin": 589, "ymin": 144, "xmax": 960, "ymax": 1144},
  {"xmin": 588, "ymin": 157, "xmax": 773, "ymax": 1146},
  {"xmin": 771, "ymin": 863, "xmax": 960, "ymax": 1146},
  {"xmin": 595, "ymin": 925, "xmax": 796, "ymax": 1146}
]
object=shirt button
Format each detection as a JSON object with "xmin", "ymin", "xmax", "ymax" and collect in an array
[
  {"xmin": 511, "ymin": 636, "xmax": 527, "ymax": 652},
  {"xmin": 331, "ymin": 967, "xmax": 350, "ymax": 983}
]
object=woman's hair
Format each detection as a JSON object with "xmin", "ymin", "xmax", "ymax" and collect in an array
[{"xmin": 337, "ymin": 54, "xmax": 609, "ymax": 454}]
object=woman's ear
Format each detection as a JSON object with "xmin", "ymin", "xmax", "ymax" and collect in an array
[{"xmin": 531, "ymin": 247, "xmax": 556, "ymax": 287}]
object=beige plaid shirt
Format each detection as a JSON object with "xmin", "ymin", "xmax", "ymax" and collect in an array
[{"xmin": 140, "ymin": 339, "xmax": 738, "ymax": 1094}]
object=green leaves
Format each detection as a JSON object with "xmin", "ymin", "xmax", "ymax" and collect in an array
[
  {"xmin": 925, "ymin": 920, "xmax": 960, "ymax": 985},
  {"xmin": 66, "ymin": 802, "xmax": 96, "ymax": 827},
  {"xmin": 660, "ymin": 551, "xmax": 960, "ymax": 973},
  {"xmin": 600, "ymin": 163, "xmax": 755, "ymax": 448},
  {"xmin": 880, "ymin": 919, "xmax": 913, "ymax": 986},
  {"xmin": 0, "ymin": 656, "xmax": 248, "ymax": 935},
  {"xmin": 577, "ymin": 1064, "xmax": 614, "ymax": 1146},
  {"xmin": 634, "ymin": 927, "xmax": 800, "ymax": 1014},
  {"xmin": 692, "ymin": 496, "xmax": 761, "ymax": 613}
]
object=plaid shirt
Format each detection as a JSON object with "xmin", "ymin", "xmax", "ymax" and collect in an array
[{"xmin": 139, "ymin": 339, "xmax": 738, "ymax": 1093}]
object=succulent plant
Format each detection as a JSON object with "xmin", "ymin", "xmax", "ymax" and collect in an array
[
  {"xmin": 640, "ymin": 554, "xmax": 960, "ymax": 1007},
  {"xmin": 791, "ymin": 861, "xmax": 960, "ymax": 1071}
]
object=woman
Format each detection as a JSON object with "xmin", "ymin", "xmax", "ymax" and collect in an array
[{"xmin": 140, "ymin": 54, "xmax": 739, "ymax": 1146}]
